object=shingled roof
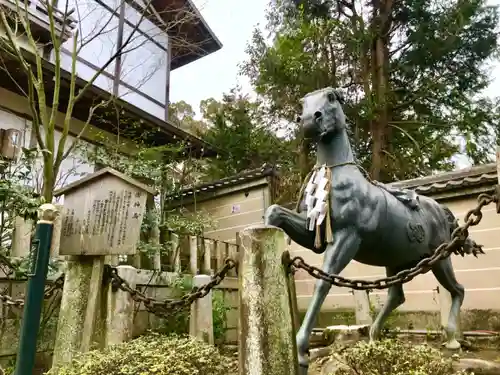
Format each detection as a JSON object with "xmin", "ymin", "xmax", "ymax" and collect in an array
[
  {"xmin": 169, "ymin": 164, "xmax": 278, "ymax": 200},
  {"xmin": 390, "ymin": 163, "xmax": 497, "ymax": 195},
  {"xmin": 169, "ymin": 162, "xmax": 497, "ymax": 204}
]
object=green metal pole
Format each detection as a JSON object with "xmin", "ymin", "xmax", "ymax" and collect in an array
[{"xmin": 14, "ymin": 204, "xmax": 58, "ymax": 375}]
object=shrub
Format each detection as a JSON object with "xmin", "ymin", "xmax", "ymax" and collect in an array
[
  {"xmin": 212, "ymin": 290, "xmax": 231, "ymax": 343},
  {"xmin": 330, "ymin": 339, "xmax": 466, "ymax": 375},
  {"xmin": 47, "ymin": 333, "xmax": 238, "ymax": 375}
]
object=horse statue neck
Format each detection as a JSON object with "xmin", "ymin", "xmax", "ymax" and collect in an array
[{"xmin": 316, "ymin": 128, "xmax": 355, "ymax": 167}]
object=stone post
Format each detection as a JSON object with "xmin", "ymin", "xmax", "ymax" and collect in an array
[
  {"xmin": 190, "ymin": 236, "xmax": 198, "ymax": 274},
  {"xmin": 11, "ymin": 216, "xmax": 32, "ymax": 258},
  {"xmin": 51, "ymin": 256, "xmax": 105, "ymax": 368},
  {"xmin": 189, "ymin": 275, "xmax": 214, "ymax": 344},
  {"xmin": 203, "ymin": 239, "xmax": 213, "ymax": 275},
  {"xmin": 49, "ymin": 204, "xmax": 63, "ymax": 258},
  {"xmin": 170, "ymin": 232, "xmax": 181, "ymax": 273},
  {"xmin": 352, "ymin": 290, "xmax": 373, "ymax": 325},
  {"xmin": 238, "ymin": 225, "xmax": 298, "ymax": 375},
  {"xmin": 105, "ymin": 266, "xmax": 137, "ymax": 347}
]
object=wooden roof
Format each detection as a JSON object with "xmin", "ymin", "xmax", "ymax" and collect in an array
[{"xmin": 54, "ymin": 167, "xmax": 157, "ymax": 197}]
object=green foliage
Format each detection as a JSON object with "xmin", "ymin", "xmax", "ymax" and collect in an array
[
  {"xmin": 46, "ymin": 333, "xmax": 238, "ymax": 375},
  {"xmin": 199, "ymin": 88, "xmax": 296, "ymax": 182},
  {"xmin": 0, "ymin": 149, "xmax": 42, "ymax": 218},
  {"xmin": 179, "ymin": 88, "xmax": 303, "ymax": 203},
  {"xmin": 169, "ymin": 101, "xmax": 208, "ymax": 135},
  {"xmin": 160, "ymin": 209, "xmax": 216, "ymax": 237},
  {"xmin": 242, "ymin": 0, "xmax": 500, "ymax": 181},
  {"xmin": 330, "ymin": 339, "xmax": 466, "ymax": 375},
  {"xmin": 154, "ymin": 275, "xmax": 193, "ymax": 336},
  {"xmin": 0, "ymin": 148, "xmax": 44, "ymax": 276},
  {"xmin": 212, "ymin": 290, "xmax": 231, "ymax": 343}
]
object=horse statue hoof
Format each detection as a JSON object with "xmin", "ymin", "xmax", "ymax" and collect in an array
[{"xmin": 444, "ymin": 339, "xmax": 461, "ymax": 350}]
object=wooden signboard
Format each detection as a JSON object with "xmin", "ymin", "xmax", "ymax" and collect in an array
[{"xmin": 54, "ymin": 167, "xmax": 156, "ymax": 256}]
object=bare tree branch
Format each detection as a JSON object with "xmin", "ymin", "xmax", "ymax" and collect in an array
[{"xmin": 0, "ymin": 0, "xmax": 209, "ymax": 199}]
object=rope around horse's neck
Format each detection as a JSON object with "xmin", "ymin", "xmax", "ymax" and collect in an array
[
  {"xmin": 294, "ymin": 161, "xmax": 358, "ymax": 214},
  {"xmin": 294, "ymin": 161, "xmax": 361, "ymax": 248}
]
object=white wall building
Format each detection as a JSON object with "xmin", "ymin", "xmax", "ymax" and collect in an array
[{"xmin": 0, "ymin": 0, "xmax": 221, "ymax": 192}]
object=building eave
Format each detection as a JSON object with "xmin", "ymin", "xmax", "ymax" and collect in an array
[
  {"xmin": 151, "ymin": 0, "xmax": 222, "ymax": 70},
  {"xmin": 167, "ymin": 163, "xmax": 279, "ymax": 201},
  {"xmin": 0, "ymin": 48, "xmax": 221, "ymax": 158}
]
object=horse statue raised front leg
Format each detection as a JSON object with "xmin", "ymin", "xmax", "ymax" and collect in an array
[{"xmin": 264, "ymin": 87, "xmax": 483, "ymax": 375}]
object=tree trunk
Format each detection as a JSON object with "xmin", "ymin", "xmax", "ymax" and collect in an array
[
  {"xmin": 42, "ymin": 160, "xmax": 55, "ymax": 202},
  {"xmin": 369, "ymin": 0, "xmax": 393, "ymax": 182}
]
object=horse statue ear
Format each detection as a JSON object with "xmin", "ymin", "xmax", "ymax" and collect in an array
[{"xmin": 334, "ymin": 89, "xmax": 345, "ymax": 105}]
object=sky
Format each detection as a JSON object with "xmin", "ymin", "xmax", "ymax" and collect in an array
[{"xmin": 168, "ymin": 0, "xmax": 268, "ymax": 113}]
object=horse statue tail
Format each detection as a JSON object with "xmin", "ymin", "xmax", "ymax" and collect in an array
[{"xmin": 441, "ymin": 205, "xmax": 485, "ymax": 257}]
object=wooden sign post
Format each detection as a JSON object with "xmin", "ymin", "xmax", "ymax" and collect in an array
[{"xmin": 51, "ymin": 168, "xmax": 155, "ymax": 368}]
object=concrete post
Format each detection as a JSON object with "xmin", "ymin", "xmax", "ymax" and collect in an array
[
  {"xmin": 51, "ymin": 256, "xmax": 105, "ymax": 368},
  {"xmin": 238, "ymin": 224, "xmax": 298, "ymax": 375},
  {"xmin": 11, "ymin": 216, "xmax": 32, "ymax": 258},
  {"xmin": 352, "ymin": 290, "xmax": 373, "ymax": 325},
  {"xmin": 190, "ymin": 236, "xmax": 198, "ymax": 274},
  {"xmin": 49, "ymin": 204, "xmax": 63, "ymax": 258},
  {"xmin": 189, "ymin": 274, "xmax": 214, "ymax": 344},
  {"xmin": 203, "ymin": 239, "xmax": 213, "ymax": 275},
  {"xmin": 170, "ymin": 232, "xmax": 181, "ymax": 273},
  {"xmin": 105, "ymin": 266, "xmax": 137, "ymax": 347}
]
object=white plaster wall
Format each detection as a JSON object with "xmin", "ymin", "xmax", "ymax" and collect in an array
[
  {"xmin": 53, "ymin": 0, "xmax": 169, "ymax": 120},
  {"xmin": 31, "ymin": 126, "xmax": 96, "ymax": 198}
]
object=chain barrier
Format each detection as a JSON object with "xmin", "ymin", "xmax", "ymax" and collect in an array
[
  {"xmin": 0, "ymin": 252, "xmax": 65, "ymax": 308},
  {"xmin": 0, "ymin": 273, "xmax": 65, "ymax": 308},
  {"xmin": 1, "ymin": 191, "xmax": 496, "ymax": 308},
  {"xmin": 107, "ymin": 258, "xmax": 238, "ymax": 317},
  {"xmin": 287, "ymin": 192, "xmax": 498, "ymax": 291}
]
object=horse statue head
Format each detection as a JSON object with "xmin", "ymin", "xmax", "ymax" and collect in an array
[{"xmin": 298, "ymin": 87, "xmax": 347, "ymax": 141}]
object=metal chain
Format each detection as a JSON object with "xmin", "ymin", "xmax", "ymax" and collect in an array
[
  {"xmin": 108, "ymin": 258, "xmax": 238, "ymax": 317},
  {"xmin": 0, "ymin": 274, "xmax": 65, "ymax": 308},
  {"xmin": 0, "ymin": 254, "xmax": 18, "ymax": 276},
  {"xmin": 289, "ymin": 192, "xmax": 497, "ymax": 290}
]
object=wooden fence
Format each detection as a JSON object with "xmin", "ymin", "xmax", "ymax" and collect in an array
[{"xmin": 159, "ymin": 232, "xmax": 240, "ymax": 276}]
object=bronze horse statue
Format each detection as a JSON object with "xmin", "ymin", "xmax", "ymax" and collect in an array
[{"xmin": 264, "ymin": 87, "xmax": 482, "ymax": 374}]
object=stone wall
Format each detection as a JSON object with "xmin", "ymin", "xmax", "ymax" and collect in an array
[{"xmin": 306, "ymin": 308, "xmax": 500, "ymax": 332}]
